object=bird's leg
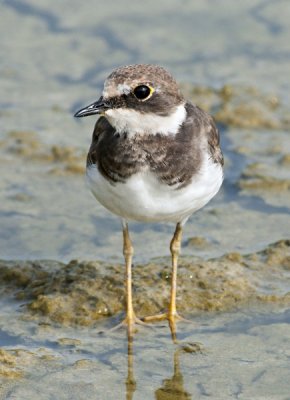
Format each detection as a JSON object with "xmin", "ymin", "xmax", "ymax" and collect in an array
[
  {"xmin": 142, "ymin": 223, "xmax": 186, "ymax": 340},
  {"xmin": 123, "ymin": 222, "xmax": 135, "ymax": 329},
  {"xmin": 169, "ymin": 222, "xmax": 183, "ymax": 314},
  {"xmin": 168, "ymin": 222, "xmax": 186, "ymax": 340},
  {"xmin": 110, "ymin": 222, "xmax": 146, "ymax": 337}
]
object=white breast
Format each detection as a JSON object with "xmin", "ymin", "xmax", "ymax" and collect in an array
[{"xmin": 86, "ymin": 154, "xmax": 223, "ymax": 224}]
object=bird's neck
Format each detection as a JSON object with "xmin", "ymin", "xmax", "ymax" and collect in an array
[{"xmin": 105, "ymin": 103, "xmax": 187, "ymax": 137}]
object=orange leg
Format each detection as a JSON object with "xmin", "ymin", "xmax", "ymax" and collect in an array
[
  {"xmin": 143, "ymin": 223, "xmax": 186, "ymax": 340},
  {"xmin": 110, "ymin": 222, "xmax": 146, "ymax": 338}
]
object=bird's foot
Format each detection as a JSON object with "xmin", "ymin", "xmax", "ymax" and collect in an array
[
  {"xmin": 109, "ymin": 313, "xmax": 149, "ymax": 337},
  {"xmin": 142, "ymin": 311, "xmax": 188, "ymax": 323},
  {"xmin": 142, "ymin": 312, "xmax": 191, "ymax": 342}
]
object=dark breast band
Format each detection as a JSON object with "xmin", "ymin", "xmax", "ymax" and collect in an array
[{"xmin": 87, "ymin": 102, "xmax": 223, "ymax": 188}]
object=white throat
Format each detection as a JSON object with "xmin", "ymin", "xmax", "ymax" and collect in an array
[{"xmin": 104, "ymin": 103, "xmax": 186, "ymax": 136}]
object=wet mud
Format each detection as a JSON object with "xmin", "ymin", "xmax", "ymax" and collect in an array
[{"xmin": 0, "ymin": 240, "xmax": 289, "ymax": 328}]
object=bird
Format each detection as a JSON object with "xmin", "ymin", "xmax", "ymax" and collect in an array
[{"xmin": 74, "ymin": 64, "xmax": 223, "ymax": 338}]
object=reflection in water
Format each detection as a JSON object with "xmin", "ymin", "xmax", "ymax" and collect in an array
[
  {"xmin": 155, "ymin": 350, "xmax": 191, "ymax": 400},
  {"xmin": 126, "ymin": 336, "xmax": 136, "ymax": 400},
  {"xmin": 125, "ymin": 330, "xmax": 196, "ymax": 400}
]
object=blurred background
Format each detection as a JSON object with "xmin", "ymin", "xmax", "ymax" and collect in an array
[
  {"xmin": 1, "ymin": 0, "xmax": 290, "ymax": 262},
  {"xmin": 1, "ymin": 1, "xmax": 290, "ymax": 398}
]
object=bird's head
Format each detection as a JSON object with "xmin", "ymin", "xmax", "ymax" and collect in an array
[{"xmin": 74, "ymin": 64, "xmax": 186, "ymax": 136}]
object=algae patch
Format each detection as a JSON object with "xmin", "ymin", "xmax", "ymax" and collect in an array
[
  {"xmin": 239, "ymin": 162, "xmax": 290, "ymax": 191},
  {"xmin": 181, "ymin": 84, "xmax": 290, "ymax": 130},
  {"xmin": 1, "ymin": 130, "xmax": 86, "ymax": 175},
  {"xmin": 0, "ymin": 241, "xmax": 290, "ymax": 327},
  {"xmin": 0, "ymin": 349, "xmax": 23, "ymax": 379},
  {"xmin": 0, "ymin": 348, "xmax": 53, "ymax": 380}
]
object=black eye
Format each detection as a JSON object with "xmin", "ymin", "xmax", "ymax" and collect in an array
[{"xmin": 133, "ymin": 85, "xmax": 151, "ymax": 100}]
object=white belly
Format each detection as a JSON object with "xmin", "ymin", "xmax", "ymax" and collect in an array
[{"xmin": 86, "ymin": 156, "xmax": 223, "ymax": 223}]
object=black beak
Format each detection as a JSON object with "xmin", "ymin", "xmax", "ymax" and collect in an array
[{"xmin": 74, "ymin": 97, "xmax": 110, "ymax": 118}]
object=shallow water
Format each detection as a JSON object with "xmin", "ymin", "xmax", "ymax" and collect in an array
[
  {"xmin": 1, "ymin": 305, "xmax": 290, "ymax": 399},
  {"xmin": 1, "ymin": 0, "xmax": 290, "ymax": 398}
]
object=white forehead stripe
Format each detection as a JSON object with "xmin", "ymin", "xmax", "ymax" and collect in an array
[
  {"xmin": 117, "ymin": 83, "xmax": 131, "ymax": 95},
  {"xmin": 102, "ymin": 80, "xmax": 131, "ymax": 98},
  {"xmin": 105, "ymin": 104, "xmax": 186, "ymax": 136}
]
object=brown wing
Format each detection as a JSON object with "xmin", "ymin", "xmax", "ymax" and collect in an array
[{"xmin": 207, "ymin": 117, "xmax": 224, "ymax": 166}]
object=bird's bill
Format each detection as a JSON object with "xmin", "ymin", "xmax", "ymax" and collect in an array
[{"xmin": 74, "ymin": 97, "xmax": 109, "ymax": 117}]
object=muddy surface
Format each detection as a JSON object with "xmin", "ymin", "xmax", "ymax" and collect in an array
[
  {"xmin": 0, "ymin": 240, "xmax": 290, "ymax": 327},
  {"xmin": 1, "ymin": 240, "xmax": 290, "ymax": 398}
]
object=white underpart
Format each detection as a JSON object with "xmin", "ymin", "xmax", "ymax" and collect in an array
[
  {"xmin": 104, "ymin": 104, "xmax": 187, "ymax": 136},
  {"xmin": 87, "ymin": 154, "xmax": 223, "ymax": 224}
]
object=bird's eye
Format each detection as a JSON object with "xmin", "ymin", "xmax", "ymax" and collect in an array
[{"xmin": 133, "ymin": 85, "xmax": 152, "ymax": 100}]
